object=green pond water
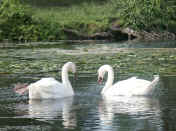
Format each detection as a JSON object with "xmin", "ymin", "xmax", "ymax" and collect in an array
[{"xmin": 0, "ymin": 41, "xmax": 176, "ymax": 131}]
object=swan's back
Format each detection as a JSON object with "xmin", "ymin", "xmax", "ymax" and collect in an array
[
  {"xmin": 28, "ymin": 78, "xmax": 74, "ymax": 99},
  {"xmin": 34, "ymin": 77, "xmax": 60, "ymax": 86},
  {"xmin": 106, "ymin": 77, "xmax": 157, "ymax": 96}
]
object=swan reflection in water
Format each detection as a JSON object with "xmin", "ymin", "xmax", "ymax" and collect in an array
[
  {"xmin": 28, "ymin": 96, "xmax": 76, "ymax": 129},
  {"xmin": 98, "ymin": 96, "xmax": 162, "ymax": 131}
]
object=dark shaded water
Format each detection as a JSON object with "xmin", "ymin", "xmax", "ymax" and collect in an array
[
  {"xmin": 0, "ymin": 41, "xmax": 176, "ymax": 131},
  {"xmin": 1, "ymin": 40, "xmax": 176, "ymax": 49}
]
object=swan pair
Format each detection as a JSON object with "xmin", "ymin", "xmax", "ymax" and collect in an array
[{"xmin": 14, "ymin": 62, "xmax": 159, "ymax": 99}]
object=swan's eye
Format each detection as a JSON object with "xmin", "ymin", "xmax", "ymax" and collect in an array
[
  {"xmin": 99, "ymin": 77, "xmax": 102, "ymax": 80},
  {"xmin": 98, "ymin": 77, "xmax": 103, "ymax": 84}
]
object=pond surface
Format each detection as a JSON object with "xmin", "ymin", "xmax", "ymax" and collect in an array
[{"xmin": 0, "ymin": 41, "xmax": 176, "ymax": 131}]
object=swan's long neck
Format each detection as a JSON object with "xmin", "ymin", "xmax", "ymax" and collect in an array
[
  {"xmin": 148, "ymin": 75, "xmax": 160, "ymax": 89},
  {"xmin": 62, "ymin": 65, "xmax": 72, "ymax": 90},
  {"xmin": 101, "ymin": 66, "xmax": 114, "ymax": 94}
]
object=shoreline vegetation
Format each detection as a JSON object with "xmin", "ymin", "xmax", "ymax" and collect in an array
[{"xmin": 0, "ymin": 0, "xmax": 176, "ymax": 42}]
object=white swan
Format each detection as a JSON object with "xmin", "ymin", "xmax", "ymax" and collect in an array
[
  {"xmin": 14, "ymin": 62, "xmax": 76, "ymax": 99},
  {"xmin": 97, "ymin": 65, "xmax": 159, "ymax": 97}
]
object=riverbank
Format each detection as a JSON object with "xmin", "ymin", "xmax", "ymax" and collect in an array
[{"xmin": 0, "ymin": 0, "xmax": 176, "ymax": 42}]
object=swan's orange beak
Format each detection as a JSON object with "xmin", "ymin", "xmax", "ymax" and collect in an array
[{"xmin": 98, "ymin": 77, "xmax": 103, "ymax": 84}]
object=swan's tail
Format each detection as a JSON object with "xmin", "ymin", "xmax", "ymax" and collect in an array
[{"xmin": 148, "ymin": 75, "xmax": 159, "ymax": 89}]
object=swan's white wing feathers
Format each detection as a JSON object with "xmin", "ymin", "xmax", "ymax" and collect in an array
[
  {"xmin": 32, "ymin": 77, "xmax": 61, "ymax": 86},
  {"xmin": 106, "ymin": 77, "xmax": 152, "ymax": 96},
  {"xmin": 28, "ymin": 77, "xmax": 73, "ymax": 99}
]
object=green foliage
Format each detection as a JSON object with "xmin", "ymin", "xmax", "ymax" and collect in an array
[
  {"xmin": 0, "ymin": 0, "xmax": 31, "ymax": 18},
  {"xmin": 31, "ymin": 1, "xmax": 113, "ymax": 35},
  {"xmin": 0, "ymin": 0, "xmax": 35, "ymax": 41},
  {"xmin": 114, "ymin": 0, "xmax": 176, "ymax": 31},
  {"xmin": 0, "ymin": 0, "xmax": 64, "ymax": 41},
  {"xmin": 0, "ymin": 0, "xmax": 175, "ymax": 42}
]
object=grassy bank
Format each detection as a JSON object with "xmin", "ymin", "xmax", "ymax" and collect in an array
[{"xmin": 0, "ymin": 0, "xmax": 176, "ymax": 42}]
